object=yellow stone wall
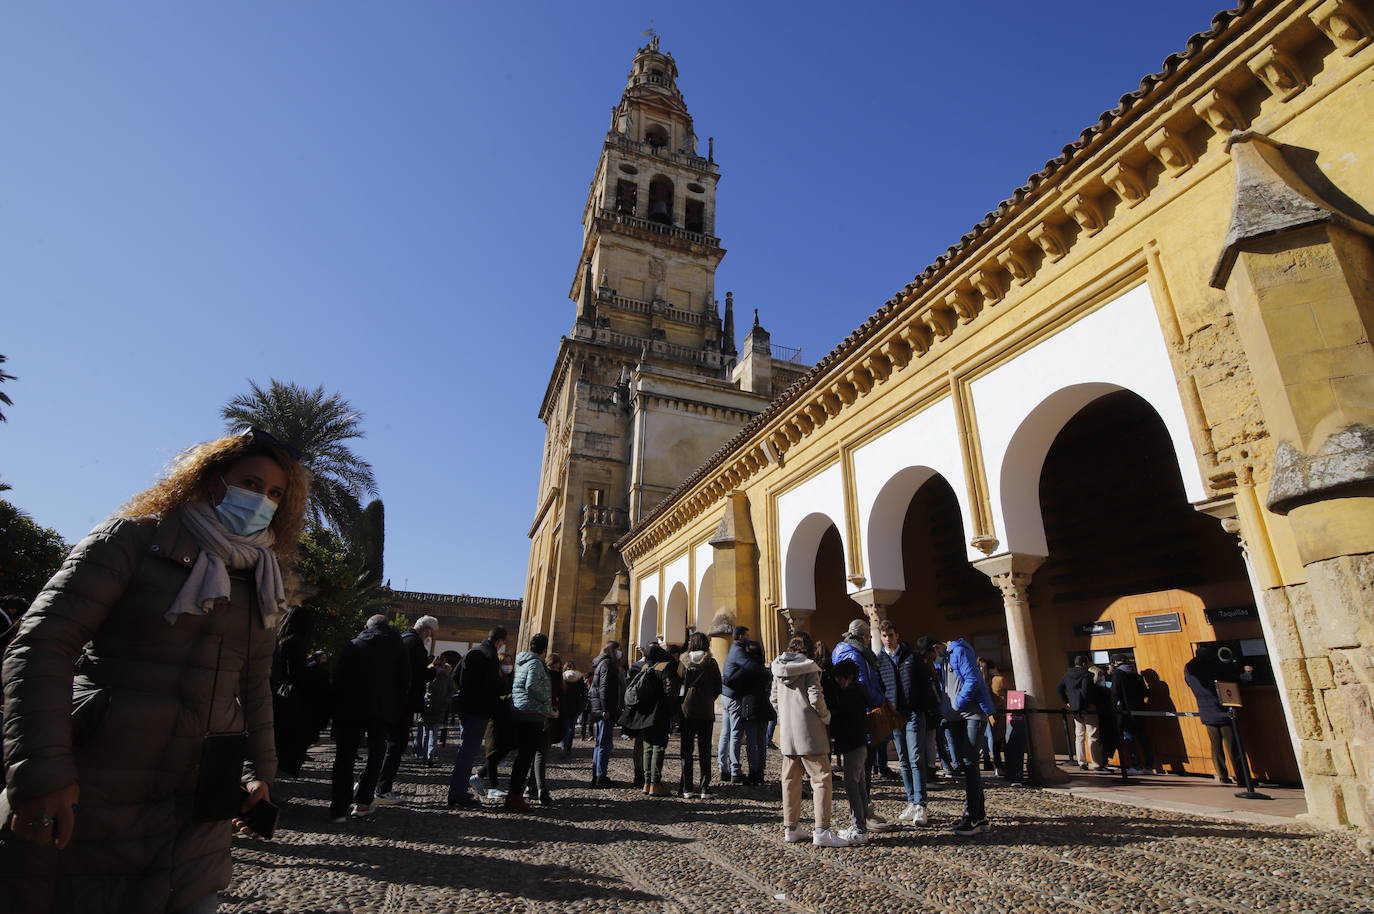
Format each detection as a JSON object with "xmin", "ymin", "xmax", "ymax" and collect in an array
[{"xmin": 619, "ymin": 0, "xmax": 1374, "ymax": 832}]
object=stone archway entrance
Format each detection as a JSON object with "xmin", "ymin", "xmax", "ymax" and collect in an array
[{"xmin": 1027, "ymin": 390, "xmax": 1298, "ymax": 781}]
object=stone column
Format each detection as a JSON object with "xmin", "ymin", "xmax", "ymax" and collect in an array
[
  {"xmin": 973, "ymin": 552, "xmax": 1068, "ymax": 785},
  {"xmin": 848, "ymin": 588, "xmax": 902, "ymax": 654},
  {"xmin": 1210, "ymin": 132, "xmax": 1374, "ymax": 831},
  {"xmin": 708, "ymin": 491, "xmax": 760, "ymax": 671},
  {"xmin": 777, "ymin": 606, "xmax": 815, "ymax": 640}
]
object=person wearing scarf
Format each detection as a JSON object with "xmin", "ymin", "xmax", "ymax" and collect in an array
[{"xmin": 0, "ymin": 430, "xmax": 308, "ymax": 914}]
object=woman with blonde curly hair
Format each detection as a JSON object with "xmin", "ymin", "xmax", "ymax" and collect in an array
[{"xmin": 1, "ymin": 428, "xmax": 308, "ymax": 914}]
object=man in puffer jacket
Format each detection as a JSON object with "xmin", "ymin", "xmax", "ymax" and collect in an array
[
  {"xmin": 506, "ymin": 633, "xmax": 553, "ymax": 813},
  {"xmin": 933, "ymin": 637, "xmax": 995, "ymax": 837},
  {"xmin": 831, "ymin": 618, "xmax": 884, "ymax": 711},
  {"xmin": 770, "ymin": 636, "xmax": 848, "ymax": 848}
]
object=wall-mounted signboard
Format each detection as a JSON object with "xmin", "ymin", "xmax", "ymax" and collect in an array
[
  {"xmin": 1074, "ymin": 620, "xmax": 1116, "ymax": 637},
  {"xmin": 1204, "ymin": 605, "xmax": 1259, "ymax": 625},
  {"xmin": 1135, "ymin": 612, "xmax": 1182, "ymax": 635}
]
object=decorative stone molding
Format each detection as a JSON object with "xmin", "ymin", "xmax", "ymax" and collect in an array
[
  {"xmin": 996, "ymin": 247, "xmax": 1034, "ymax": 285},
  {"xmin": 899, "ymin": 321, "xmax": 932, "ymax": 356},
  {"xmin": 1065, "ymin": 193, "xmax": 1105, "ymax": 237},
  {"xmin": 778, "ymin": 606, "xmax": 815, "ymax": 637},
  {"xmin": 1248, "ymin": 44, "xmax": 1308, "ymax": 100},
  {"xmin": 1268, "ymin": 426, "xmax": 1374, "ymax": 514},
  {"xmin": 1029, "ymin": 221, "xmax": 1068, "ymax": 262},
  {"xmin": 1145, "ymin": 126, "xmax": 1197, "ymax": 175},
  {"xmin": 880, "ymin": 337, "xmax": 913, "ymax": 371},
  {"xmin": 1192, "ymin": 89, "xmax": 1249, "ymax": 134},
  {"xmin": 1309, "ymin": 0, "xmax": 1372, "ymax": 55},
  {"xmin": 863, "ymin": 353, "xmax": 893, "ymax": 383},
  {"xmin": 945, "ymin": 287, "xmax": 979, "ymax": 324},
  {"xmin": 970, "ymin": 533, "xmax": 1000, "ymax": 556},
  {"xmin": 1103, "ymin": 162, "xmax": 1147, "ymax": 208},
  {"xmin": 972, "ymin": 267, "xmax": 1006, "ymax": 305},
  {"xmin": 845, "ymin": 367, "xmax": 874, "ymax": 395}
]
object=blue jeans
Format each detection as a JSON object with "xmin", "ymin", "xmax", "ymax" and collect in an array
[
  {"xmin": 893, "ymin": 711, "xmax": 927, "ymax": 805},
  {"xmin": 593, "ymin": 716, "xmax": 615, "ymax": 777},
  {"xmin": 447, "ymin": 713, "xmax": 488, "ymax": 801},
  {"xmin": 562, "ymin": 714, "xmax": 577, "ymax": 752},
  {"xmin": 717, "ymin": 697, "xmax": 742, "ymax": 777},
  {"xmin": 945, "ymin": 716, "xmax": 987, "ymax": 821},
  {"xmin": 419, "ymin": 724, "xmax": 443, "ymax": 760}
]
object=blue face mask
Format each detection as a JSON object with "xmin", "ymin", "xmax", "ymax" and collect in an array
[{"xmin": 215, "ymin": 482, "xmax": 278, "ymax": 536}]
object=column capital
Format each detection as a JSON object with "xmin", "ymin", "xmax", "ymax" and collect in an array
[
  {"xmin": 972, "ymin": 552, "xmax": 1046, "ymax": 580},
  {"xmin": 777, "ymin": 606, "xmax": 815, "ymax": 637},
  {"xmin": 847, "ymin": 587, "xmax": 903, "ymax": 612}
]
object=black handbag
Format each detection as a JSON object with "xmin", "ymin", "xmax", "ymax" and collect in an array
[{"xmin": 191, "ymin": 607, "xmax": 252, "ymax": 823}]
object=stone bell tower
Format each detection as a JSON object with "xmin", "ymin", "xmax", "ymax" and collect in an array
[{"xmin": 520, "ymin": 36, "xmax": 808, "ymax": 665}]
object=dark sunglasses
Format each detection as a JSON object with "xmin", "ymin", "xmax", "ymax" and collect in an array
[{"xmin": 245, "ymin": 427, "xmax": 303, "ymax": 463}]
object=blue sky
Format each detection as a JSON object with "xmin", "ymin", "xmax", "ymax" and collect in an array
[{"xmin": 2, "ymin": 1, "xmax": 1229, "ymax": 596}]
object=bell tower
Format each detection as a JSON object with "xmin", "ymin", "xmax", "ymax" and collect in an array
[
  {"xmin": 521, "ymin": 37, "xmax": 808, "ymax": 665},
  {"xmin": 569, "ymin": 35, "xmax": 729, "ymax": 362}
]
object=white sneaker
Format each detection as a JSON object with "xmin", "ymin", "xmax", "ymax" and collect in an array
[
  {"xmin": 487, "ymin": 788, "xmax": 507, "ymax": 799},
  {"xmin": 372, "ymin": 792, "xmax": 398, "ymax": 806},
  {"xmin": 783, "ymin": 826, "xmax": 811, "ymax": 843},
  {"xmin": 911, "ymin": 804, "xmax": 929, "ymax": 826},
  {"xmin": 469, "ymin": 773, "xmax": 487, "ymax": 795},
  {"xmin": 865, "ymin": 814, "xmax": 893, "ymax": 834},
  {"xmin": 898, "ymin": 803, "xmax": 917, "ymax": 822},
  {"xmin": 812, "ymin": 828, "xmax": 851, "ymax": 847},
  {"xmin": 350, "ymin": 804, "xmax": 374, "ymax": 818},
  {"xmin": 837, "ymin": 826, "xmax": 868, "ymax": 845}
]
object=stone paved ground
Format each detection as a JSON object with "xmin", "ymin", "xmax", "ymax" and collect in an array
[{"xmin": 224, "ymin": 735, "xmax": 1374, "ymax": 914}]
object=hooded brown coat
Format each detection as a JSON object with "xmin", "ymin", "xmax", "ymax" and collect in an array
[{"xmin": 0, "ymin": 509, "xmax": 279, "ymax": 913}]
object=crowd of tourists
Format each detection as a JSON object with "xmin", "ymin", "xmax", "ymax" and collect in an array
[{"xmin": 0, "ymin": 427, "xmax": 1254, "ymax": 912}]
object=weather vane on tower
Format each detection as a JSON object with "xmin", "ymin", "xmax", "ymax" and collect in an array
[{"xmin": 641, "ymin": 22, "xmax": 659, "ymax": 51}]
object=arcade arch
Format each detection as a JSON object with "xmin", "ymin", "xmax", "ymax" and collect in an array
[
  {"xmin": 637, "ymin": 595, "xmax": 658, "ymax": 653},
  {"xmin": 664, "ymin": 581, "xmax": 690, "ymax": 647},
  {"xmin": 695, "ymin": 564, "xmax": 715, "ymax": 633}
]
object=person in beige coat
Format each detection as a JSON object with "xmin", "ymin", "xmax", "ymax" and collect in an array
[
  {"xmin": 1, "ymin": 429, "xmax": 308, "ymax": 914},
  {"xmin": 769, "ymin": 636, "xmax": 849, "ymax": 848}
]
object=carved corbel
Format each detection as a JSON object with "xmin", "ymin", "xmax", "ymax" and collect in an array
[
  {"xmin": 782, "ymin": 421, "xmax": 803, "ymax": 445},
  {"xmin": 1103, "ymin": 162, "xmax": 1147, "ymax": 208},
  {"xmin": 820, "ymin": 391, "xmax": 842, "ymax": 416},
  {"xmin": 996, "ymin": 247, "xmax": 1033, "ymax": 285},
  {"xmin": 862, "ymin": 354, "xmax": 893, "ymax": 384},
  {"xmin": 768, "ymin": 431, "xmax": 791, "ymax": 457},
  {"xmin": 1029, "ymin": 221, "xmax": 1068, "ymax": 262},
  {"xmin": 1192, "ymin": 89, "xmax": 1248, "ymax": 134},
  {"xmin": 845, "ymin": 367, "xmax": 874, "ymax": 395},
  {"xmin": 1248, "ymin": 45, "xmax": 1308, "ymax": 100},
  {"xmin": 1145, "ymin": 126, "xmax": 1197, "ymax": 175},
  {"xmin": 972, "ymin": 268, "xmax": 1005, "ymax": 306},
  {"xmin": 899, "ymin": 320, "xmax": 932, "ymax": 356},
  {"xmin": 944, "ymin": 287, "xmax": 979, "ymax": 323},
  {"xmin": 803, "ymin": 401, "xmax": 828, "ymax": 428},
  {"xmin": 1065, "ymin": 192, "xmax": 1105, "ymax": 236},
  {"xmin": 835, "ymin": 380, "xmax": 858, "ymax": 405},
  {"xmin": 880, "ymin": 337, "xmax": 913, "ymax": 370},
  {"xmin": 922, "ymin": 304, "xmax": 957, "ymax": 339},
  {"xmin": 1310, "ymin": 0, "xmax": 1373, "ymax": 54},
  {"xmin": 794, "ymin": 411, "xmax": 815, "ymax": 435}
]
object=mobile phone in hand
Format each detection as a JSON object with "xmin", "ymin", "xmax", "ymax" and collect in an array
[{"xmin": 239, "ymin": 796, "xmax": 278, "ymax": 840}]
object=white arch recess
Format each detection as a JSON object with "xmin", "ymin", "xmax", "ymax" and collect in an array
[
  {"xmin": 776, "ymin": 463, "xmax": 850, "ymax": 610},
  {"xmin": 971, "ymin": 284, "xmax": 1205, "ymax": 558},
  {"xmin": 694, "ymin": 563, "xmax": 715, "ymax": 632},
  {"xmin": 638, "ymin": 596, "xmax": 659, "ymax": 652},
  {"xmin": 852, "ymin": 396, "xmax": 972, "ymax": 589},
  {"xmin": 664, "ymin": 582, "xmax": 689, "ymax": 645}
]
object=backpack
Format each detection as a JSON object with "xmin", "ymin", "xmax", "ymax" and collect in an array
[{"xmin": 622, "ymin": 665, "xmax": 659, "ymax": 712}]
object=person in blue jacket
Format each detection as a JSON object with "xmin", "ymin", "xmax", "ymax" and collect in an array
[
  {"xmin": 830, "ymin": 619, "xmax": 884, "ymax": 711},
  {"xmin": 717, "ymin": 625, "xmax": 751, "ymax": 782},
  {"xmin": 932, "ymin": 636, "xmax": 995, "ymax": 837}
]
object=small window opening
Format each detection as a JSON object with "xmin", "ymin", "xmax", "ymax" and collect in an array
[
  {"xmin": 685, "ymin": 199, "xmax": 705, "ymax": 233},
  {"xmin": 615, "ymin": 179, "xmax": 637, "ymax": 216},
  {"xmin": 647, "ymin": 175, "xmax": 674, "ymax": 224},
  {"xmin": 645, "ymin": 125, "xmax": 668, "ymax": 149}
]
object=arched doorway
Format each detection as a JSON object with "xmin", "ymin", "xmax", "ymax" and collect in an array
[
  {"xmin": 1026, "ymin": 390, "xmax": 1297, "ymax": 781},
  {"xmin": 695, "ymin": 564, "xmax": 715, "ymax": 633},
  {"xmin": 882, "ymin": 474, "xmax": 1002, "ymax": 653},
  {"xmin": 810, "ymin": 525, "xmax": 857, "ymax": 649}
]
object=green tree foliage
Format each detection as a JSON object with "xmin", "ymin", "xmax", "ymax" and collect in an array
[
  {"xmin": 0, "ymin": 354, "xmax": 16, "ymax": 423},
  {"xmin": 222, "ymin": 379, "xmax": 378, "ymax": 542},
  {"xmin": 357, "ymin": 498, "xmax": 385, "ymax": 585},
  {"xmin": 0, "ymin": 499, "xmax": 71, "ymax": 602},
  {"xmin": 293, "ymin": 524, "xmax": 394, "ymax": 660}
]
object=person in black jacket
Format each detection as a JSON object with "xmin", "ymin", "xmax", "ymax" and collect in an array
[
  {"xmin": 1184, "ymin": 645, "xmax": 1242, "ymax": 784},
  {"xmin": 733, "ymin": 641, "xmax": 773, "ymax": 785},
  {"xmin": 375, "ymin": 615, "xmax": 437, "ymax": 804},
  {"xmin": 830, "ymin": 659, "xmax": 884, "ymax": 844},
  {"xmin": 1110, "ymin": 655, "xmax": 1152, "ymax": 774},
  {"xmin": 588, "ymin": 641, "xmax": 623, "ymax": 787},
  {"xmin": 1057, "ymin": 655, "xmax": 1101, "ymax": 770},
  {"xmin": 271, "ymin": 604, "xmax": 315, "ymax": 778},
  {"xmin": 445, "ymin": 626, "xmax": 507, "ymax": 807},
  {"xmin": 329, "ymin": 615, "xmax": 410, "ymax": 821}
]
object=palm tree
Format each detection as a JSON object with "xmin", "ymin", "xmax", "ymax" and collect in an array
[
  {"xmin": 0, "ymin": 355, "xmax": 15, "ymax": 422},
  {"xmin": 222, "ymin": 379, "xmax": 378, "ymax": 539}
]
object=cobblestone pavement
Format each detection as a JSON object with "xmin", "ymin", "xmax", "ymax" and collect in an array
[{"xmin": 224, "ymin": 736, "xmax": 1374, "ymax": 914}]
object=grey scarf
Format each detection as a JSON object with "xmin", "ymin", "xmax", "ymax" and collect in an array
[{"xmin": 166, "ymin": 499, "xmax": 287, "ymax": 627}]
